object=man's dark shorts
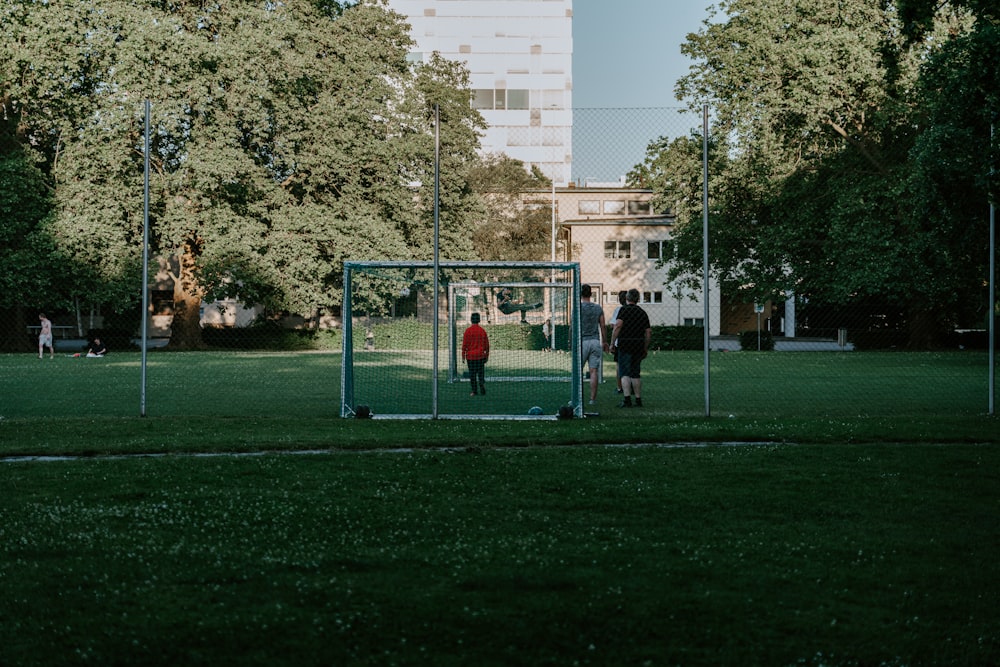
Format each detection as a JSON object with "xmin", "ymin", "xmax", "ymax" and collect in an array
[{"xmin": 617, "ymin": 350, "xmax": 643, "ymax": 378}]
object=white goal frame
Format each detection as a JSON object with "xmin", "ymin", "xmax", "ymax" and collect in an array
[{"xmin": 341, "ymin": 260, "xmax": 583, "ymax": 419}]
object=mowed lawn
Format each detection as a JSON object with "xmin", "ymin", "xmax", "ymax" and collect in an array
[
  {"xmin": 0, "ymin": 349, "xmax": 995, "ymax": 457},
  {"xmin": 1, "ymin": 443, "xmax": 998, "ymax": 666},
  {"xmin": 0, "ymin": 347, "xmax": 991, "ymax": 422},
  {"xmin": 1, "ymin": 351, "xmax": 997, "ymax": 665}
]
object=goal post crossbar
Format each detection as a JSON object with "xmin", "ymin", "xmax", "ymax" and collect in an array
[{"xmin": 343, "ymin": 260, "xmax": 580, "ymax": 271}]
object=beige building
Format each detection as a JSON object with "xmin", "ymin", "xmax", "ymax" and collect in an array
[{"xmin": 525, "ymin": 186, "xmax": 721, "ymax": 333}]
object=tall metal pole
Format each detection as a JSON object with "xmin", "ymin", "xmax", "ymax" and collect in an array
[
  {"xmin": 989, "ymin": 121, "xmax": 995, "ymax": 415},
  {"xmin": 702, "ymin": 104, "xmax": 711, "ymax": 417},
  {"xmin": 432, "ymin": 104, "xmax": 440, "ymax": 419},
  {"xmin": 551, "ymin": 179, "xmax": 557, "ymax": 351},
  {"xmin": 140, "ymin": 100, "xmax": 151, "ymax": 417}
]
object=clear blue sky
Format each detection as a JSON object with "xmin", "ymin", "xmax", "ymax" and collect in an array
[
  {"xmin": 570, "ymin": 1, "xmax": 716, "ymax": 182},
  {"xmin": 573, "ymin": 1, "xmax": 715, "ymax": 108}
]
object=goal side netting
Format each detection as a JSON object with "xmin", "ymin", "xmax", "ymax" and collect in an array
[{"xmin": 341, "ymin": 261, "xmax": 582, "ymax": 419}]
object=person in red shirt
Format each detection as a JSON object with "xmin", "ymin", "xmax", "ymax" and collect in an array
[{"xmin": 462, "ymin": 312, "xmax": 490, "ymax": 396}]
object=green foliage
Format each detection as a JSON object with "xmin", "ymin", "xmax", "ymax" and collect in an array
[
  {"xmin": 649, "ymin": 325, "xmax": 704, "ymax": 351},
  {"xmin": 738, "ymin": 328, "xmax": 774, "ymax": 351},
  {"xmin": 0, "ymin": 149, "xmax": 62, "ymax": 309},
  {"xmin": 468, "ymin": 153, "xmax": 554, "ymax": 261},
  {"xmin": 362, "ymin": 318, "xmax": 544, "ymax": 351},
  {"xmin": 0, "ymin": 0, "xmax": 485, "ymax": 345},
  {"xmin": 485, "ymin": 322, "xmax": 544, "ymax": 350},
  {"xmin": 201, "ymin": 324, "xmax": 342, "ymax": 351},
  {"xmin": 850, "ymin": 329, "xmax": 910, "ymax": 351},
  {"xmin": 666, "ymin": 0, "xmax": 994, "ymax": 347}
]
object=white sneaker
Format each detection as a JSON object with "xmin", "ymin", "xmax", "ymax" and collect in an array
[{"xmin": 588, "ymin": 399, "xmax": 596, "ymax": 405}]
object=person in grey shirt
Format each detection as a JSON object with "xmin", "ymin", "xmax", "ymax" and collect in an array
[{"xmin": 580, "ymin": 284, "xmax": 608, "ymax": 404}]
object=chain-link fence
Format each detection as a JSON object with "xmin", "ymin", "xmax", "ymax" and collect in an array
[{"xmin": 2, "ymin": 107, "xmax": 994, "ymax": 420}]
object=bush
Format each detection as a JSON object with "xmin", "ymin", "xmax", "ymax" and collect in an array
[
  {"xmin": 850, "ymin": 330, "xmax": 907, "ymax": 351},
  {"xmin": 651, "ymin": 325, "xmax": 704, "ymax": 351},
  {"xmin": 739, "ymin": 329, "xmax": 774, "ymax": 351},
  {"xmin": 202, "ymin": 323, "xmax": 341, "ymax": 350},
  {"xmin": 940, "ymin": 329, "xmax": 999, "ymax": 350}
]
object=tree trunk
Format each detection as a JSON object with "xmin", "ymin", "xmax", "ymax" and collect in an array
[
  {"xmin": 0, "ymin": 306, "xmax": 35, "ymax": 352},
  {"xmin": 166, "ymin": 238, "xmax": 207, "ymax": 350}
]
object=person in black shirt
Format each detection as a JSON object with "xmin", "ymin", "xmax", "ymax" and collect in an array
[
  {"xmin": 609, "ymin": 289, "xmax": 650, "ymax": 407},
  {"xmin": 86, "ymin": 338, "xmax": 107, "ymax": 357}
]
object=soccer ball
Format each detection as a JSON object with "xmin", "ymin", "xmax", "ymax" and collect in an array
[{"xmin": 527, "ymin": 406, "xmax": 544, "ymax": 415}]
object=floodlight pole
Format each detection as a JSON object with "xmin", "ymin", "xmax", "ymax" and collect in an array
[
  {"xmin": 702, "ymin": 104, "xmax": 711, "ymax": 417},
  {"xmin": 432, "ymin": 103, "xmax": 440, "ymax": 419},
  {"xmin": 140, "ymin": 99, "xmax": 151, "ymax": 418}
]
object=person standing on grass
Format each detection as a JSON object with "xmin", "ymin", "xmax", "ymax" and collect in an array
[
  {"xmin": 609, "ymin": 290, "xmax": 627, "ymax": 394},
  {"xmin": 580, "ymin": 284, "xmax": 608, "ymax": 405},
  {"xmin": 38, "ymin": 313, "xmax": 54, "ymax": 359},
  {"xmin": 462, "ymin": 312, "xmax": 490, "ymax": 396},
  {"xmin": 610, "ymin": 289, "xmax": 651, "ymax": 408}
]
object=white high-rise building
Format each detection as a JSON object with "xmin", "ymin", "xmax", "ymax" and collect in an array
[{"xmin": 386, "ymin": 0, "xmax": 573, "ymax": 185}]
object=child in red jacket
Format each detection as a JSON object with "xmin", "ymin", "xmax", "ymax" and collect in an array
[{"xmin": 462, "ymin": 312, "xmax": 490, "ymax": 396}]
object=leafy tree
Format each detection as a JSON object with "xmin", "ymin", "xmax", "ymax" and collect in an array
[
  {"xmin": 661, "ymin": 0, "xmax": 993, "ymax": 347},
  {"xmin": 1, "ymin": 0, "xmax": 481, "ymax": 349},
  {"xmin": 0, "ymin": 134, "xmax": 63, "ymax": 351},
  {"xmin": 467, "ymin": 153, "xmax": 553, "ymax": 261},
  {"xmin": 394, "ymin": 52, "xmax": 488, "ymax": 261}
]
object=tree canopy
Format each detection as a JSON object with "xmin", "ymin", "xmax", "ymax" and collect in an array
[
  {"xmin": 1, "ymin": 0, "xmax": 484, "ymax": 347},
  {"xmin": 643, "ymin": 0, "xmax": 998, "ymax": 346},
  {"xmin": 467, "ymin": 153, "xmax": 553, "ymax": 261}
]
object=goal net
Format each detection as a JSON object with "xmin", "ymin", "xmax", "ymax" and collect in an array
[{"xmin": 341, "ymin": 261, "xmax": 582, "ymax": 419}]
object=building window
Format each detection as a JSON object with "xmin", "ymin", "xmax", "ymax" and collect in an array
[
  {"xmin": 604, "ymin": 241, "xmax": 630, "ymax": 259},
  {"xmin": 603, "ymin": 200, "xmax": 626, "ymax": 215},
  {"xmin": 507, "ymin": 89, "xmax": 529, "ymax": 110},
  {"xmin": 683, "ymin": 318, "xmax": 704, "ymax": 327},
  {"xmin": 628, "ymin": 200, "xmax": 651, "ymax": 215},
  {"xmin": 648, "ymin": 240, "xmax": 668, "ymax": 260},
  {"xmin": 642, "ymin": 291, "xmax": 663, "ymax": 303},
  {"xmin": 471, "ymin": 88, "xmax": 530, "ymax": 111},
  {"xmin": 472, "ymin": 89, "xmax": 493, "ymax": 110},
  {"xmin": 578, "ymin": 200, "xmax": 600, "ymax": 215},
  {"xmin": 542, "ymin": 89, "xmax": 564, "ymax": 109}
]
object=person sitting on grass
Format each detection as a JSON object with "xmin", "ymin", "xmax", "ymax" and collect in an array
[
  {"xmin": 496, "ymin": 287, "xmax": 543, "ymax": 323},
  {"xmin": 86, "ymin": 338, "xmax": 107, "ymax": 357}
]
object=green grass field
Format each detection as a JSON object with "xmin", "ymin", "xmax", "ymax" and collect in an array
[
  {"xmin": 1, "ymin": 350, "xmax": 995, "ymax": 459},
  {"xmin": 1, "ymin": 350, "xmax": 997, "ymax": 665},
  {"xmin": 2, "ymin": 444, "xmax": 998, "ymax": 666}
]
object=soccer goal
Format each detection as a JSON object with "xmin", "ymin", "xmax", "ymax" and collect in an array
[{"xmin": 341, "ymin": 261, "xmax": 582, "ymax": 419}]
